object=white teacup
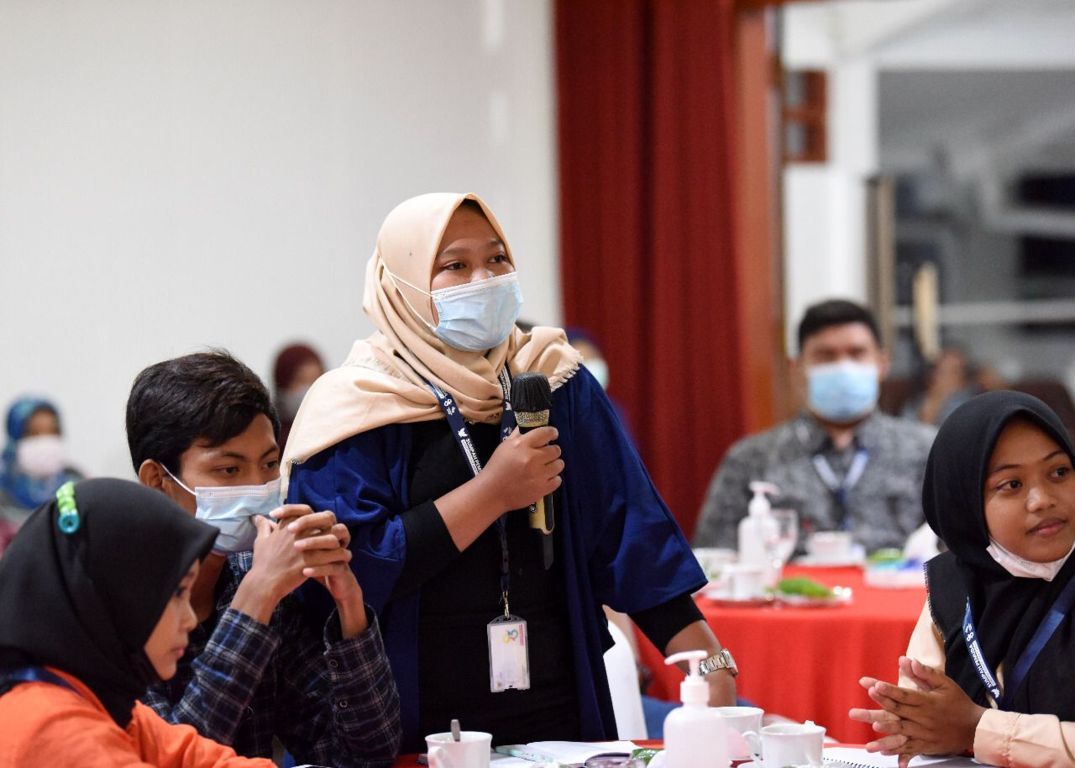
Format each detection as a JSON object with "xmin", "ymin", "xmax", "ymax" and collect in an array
[
  {"xmin": 425, "ymin": 730, "xmax": 492, "ymax": 768},
  {"xmin": 743, "ymin": 721, "xmax": 825, "ymax": 767},
  {"xmin": 725, "ymin": 563, "xmax": 767, "ymax": 600},
  {"xmin": 714, "ymin": 705, "xmax": 763, "ymax": 760},
  {"xmin": 806, "ymin": 531, "xmax": 853, "ymax": 563},
  {"xmin": 693, "ymin": 547, "xmax": 737, "ymax": 580}
]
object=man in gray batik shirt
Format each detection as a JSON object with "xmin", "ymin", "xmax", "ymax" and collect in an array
[{"xmin": 693, "ymin": 299, "xmax": 936, "ymax": 555}]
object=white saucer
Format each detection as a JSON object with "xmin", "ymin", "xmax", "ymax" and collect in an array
[
  {"xmin": 775, "ymin": 586, "xmax": 853, "ymax": 607},
  {"xmin": 700, "ymin": 588, "xmax": 775, "ymax": 607},
  {"xmin": 794, "ymin": 553, "xmax": 865, "ymax": 568}
]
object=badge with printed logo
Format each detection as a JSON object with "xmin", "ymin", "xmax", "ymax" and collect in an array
[{"xmin": 487, "ymin": 615, "xmax": 530, "ymax": 692}]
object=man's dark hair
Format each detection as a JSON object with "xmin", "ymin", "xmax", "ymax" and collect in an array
[
  {"xmin": 126, "ymin": 350, "xmax": 280, "ymax": 473},
  {"xmin": 797, "ymin": 299, "xmax": 881, "ymax": 354}
]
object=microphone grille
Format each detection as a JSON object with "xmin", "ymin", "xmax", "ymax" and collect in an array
[{"xmin": 511, "ymin": 372, "xmax": 552, "ymax": 413}]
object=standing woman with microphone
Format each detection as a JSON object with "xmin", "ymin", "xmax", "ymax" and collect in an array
[{"xmin": 283, "ymin": 193, "xmax": 734, "ymax": 751}]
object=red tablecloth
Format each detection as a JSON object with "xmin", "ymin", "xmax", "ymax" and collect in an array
[{"xmin": 637, "ymin": 565, "xmax": 926, "ymax": 744}]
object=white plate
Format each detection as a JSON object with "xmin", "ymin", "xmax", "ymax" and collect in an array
[
  {"xmin": 794, "ymin": 553, "xmax": 866, "ymax": 568},
  {"xmin": 775, "ymin": 586, "xmax": 853, "ymax": 607},
  {"xmin": 863, "ymin": 567, "xmax": 925, "ymax": 589},
  {"xmin": 700, "ymin": 588, "xmax": 775, "ymax": 607}
]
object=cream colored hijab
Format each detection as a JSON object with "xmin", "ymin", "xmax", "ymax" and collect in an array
[{"xmin": 282, "ymin": 193, "xmax": 580, "ymax": 489}]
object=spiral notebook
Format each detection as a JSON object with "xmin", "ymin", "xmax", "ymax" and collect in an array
[{"xmin": 823, "ymin": 747, "xmax": 986, "ymax": 767}]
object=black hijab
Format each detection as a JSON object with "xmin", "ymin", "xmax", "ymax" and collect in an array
[
  {"xmin": 0, "ymin": 478, "xmax": 217, "ymax": 727},
  {"xmin": 924, "ymin": 390, "xmax": 1075, "ymax": 716}
]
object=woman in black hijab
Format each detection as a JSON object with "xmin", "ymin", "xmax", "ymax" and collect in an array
[
  {"xmin": 0, "ymin": 478, "xmax": 274, "ymax": 767},
  {"xmin": 850, "ymin": 391, "xmax": 1075, "ymax": 768}
]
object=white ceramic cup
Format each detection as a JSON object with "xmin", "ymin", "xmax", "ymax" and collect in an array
[
  {"xmin": 743, "ymin": 721, "xmax": 825, "ymax": 767},
  {"xmin": 425, "ymin": 731, "xmax": 492, "ymax": 768},
  {"xmin": 693, "ymin": 547, "xmax": 738, "ymax": 580},
  {"xmin": 725, "ymin": 563, "xmax": 767, "ymax": 599},
  {"xmin": 714, "ymin": 705, "xmax": 764, "ymax": 760},
  {"xmin": 806, "ymin": 531, "xmax": 853, "ymax": 562}
]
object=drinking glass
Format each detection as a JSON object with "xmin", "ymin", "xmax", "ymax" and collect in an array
[{"xmin": 770, "ymin": 509, "xmax": 799, "ymax": 566}]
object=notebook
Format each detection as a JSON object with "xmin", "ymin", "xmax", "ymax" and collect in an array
[
  {"xmin": 493, "ymin": 740, "xmax": 640, "ymax": 766},
  {"xmin": 823, "ymin": 746, "xmax": 987, "ymax": 767}
]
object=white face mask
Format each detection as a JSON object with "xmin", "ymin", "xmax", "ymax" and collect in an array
[
  {"xmin": 986, "ymin": 537, "xmax": 1075, "ymax": 581},
  {"xmin": 583, "ymin": 358, "xmax": 610, "ymax": 390},
  {"xmin": 16, "ymin": 435, "xmax": 67, "ymax": 478},
  {"xmin": 387, "ymin": 268, "xmax": 523, "ymax": 352},
  {"xmin": 162, "ymin": 465, "xmax": 281, "ymax": 554},
  {"xmin": 279, "ymin": 388, "xmax": 308, "ymax": 422}
]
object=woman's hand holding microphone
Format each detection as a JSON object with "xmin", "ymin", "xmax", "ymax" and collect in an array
[{"xmin": 436, "ymin": 426, "xmax": 564, "ymax": 552}]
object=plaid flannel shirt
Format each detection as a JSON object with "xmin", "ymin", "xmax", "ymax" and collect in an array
[{"xmin": 142, "ymin": 551, "xmax": 400, "ymax": 766}]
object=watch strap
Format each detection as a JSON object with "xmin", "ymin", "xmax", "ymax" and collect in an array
[{"xmin": 698, "ymin": 648, "xmax": 737, "ymax": 677}]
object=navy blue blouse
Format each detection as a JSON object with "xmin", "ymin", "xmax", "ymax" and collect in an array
[{"xmin": 288, "ymin": 367, "xmax": 705, "ymax": 749}]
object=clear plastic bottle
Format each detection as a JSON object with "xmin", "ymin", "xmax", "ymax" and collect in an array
[
  {"xmin": 662, "ymin": 650, "xmax": 728, "ymax": 768},
  {"xmin": 737, "ymin": 481, "xmax": 781, "ymax": 588}
]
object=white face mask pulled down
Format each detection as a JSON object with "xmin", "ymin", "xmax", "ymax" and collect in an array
[{"xmin": 986, "ymin": 538, "xmax": 1075, "ymax": 581}]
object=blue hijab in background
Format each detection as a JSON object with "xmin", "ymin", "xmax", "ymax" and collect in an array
[{"xmin": 0, "ymin": 397, "xmax": 79, "ymax": 510}]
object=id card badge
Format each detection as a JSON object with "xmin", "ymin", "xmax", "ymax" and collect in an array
[{"xmin": 487, "ymin": 615, "xmax": 530, "ymax": 692}]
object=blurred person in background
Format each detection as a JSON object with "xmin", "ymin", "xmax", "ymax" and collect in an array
[
  {"xmin": 272, "ymin": 343, "xmax": 326, "ymax": 453},
  {"xmin": 694, "ymin": 299, "xmax": 936, "ymax": 554},
  {"xmin": 565, "ymin": 327, "xmax": 633, "ymax": 437},
  {"xmin": 901, "ymin": 346, "xmax": 978, "ymax": 426},
  {"xmin": 0, "ymin": 396, "xmax": 83, "ymax": 555},
  {"xmin": 564, "ymin": 328, "xmax": 610, "ymax": 391}
]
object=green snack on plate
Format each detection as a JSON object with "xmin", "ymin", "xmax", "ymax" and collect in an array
[
  {"xmin": 867, "ymin": 547, "xmax": 904, "ymax": 565},
  {"xmin": 630, "ymin": 748, "xmax": 661, "ymax": 765},
  {"xmin": 776, "ymin": 576, "xmax": 833, "ymax": 598}
]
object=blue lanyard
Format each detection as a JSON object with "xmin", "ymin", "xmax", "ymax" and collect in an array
[
  {"xmin": 963, "ymin": 573, "xmax": 1075, "ymax": 707},
  {"xmin": 426, "ymin": 368, "xmax": 517, "ymax": 615},
  {"xmin": 0, "ymin": 666, "xmax": 78, "ymax": 696},
  {"xmin": 812, "ymin": 448, "xmax": 868, "ymax": 529}
]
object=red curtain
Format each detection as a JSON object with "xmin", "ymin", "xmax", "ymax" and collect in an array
[{"xmin": 556, "ymin": 0, "xmax": 746, "ymax": 537}]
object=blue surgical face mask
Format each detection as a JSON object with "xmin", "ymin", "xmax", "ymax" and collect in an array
[
  {"xmin": 162, "ymin": 465, "xmax": 280, "ymax": 553},
  {"xmin": 387, "ymin": 268, "xmax": 523, "ymax": 352},
  {"xmin": 806, "ymin": 360, "xmax": 880, "ymax": 423}
]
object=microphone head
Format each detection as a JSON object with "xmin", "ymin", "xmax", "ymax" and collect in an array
[{"xmin": 511, "ymin": 372, "xmax": 552, "ymax": 414}]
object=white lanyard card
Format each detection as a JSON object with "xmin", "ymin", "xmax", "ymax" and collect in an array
[{"xmin": 488, "ymin": 614, "xmax": 530, "ymax": 692}]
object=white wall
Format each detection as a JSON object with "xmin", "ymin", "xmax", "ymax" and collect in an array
[{"xmin": 0, "ymin": 0, "xmax": 558, "ymax": 479}]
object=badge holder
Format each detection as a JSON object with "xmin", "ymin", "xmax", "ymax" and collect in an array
[{"xmin": 488, "ymin": 605, "xmax": 530, "ymax": 692}]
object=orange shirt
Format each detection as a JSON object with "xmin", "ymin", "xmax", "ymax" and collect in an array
[{"xmin": 0, "ymin": 668, "xmax": 274, "ymax": 768}]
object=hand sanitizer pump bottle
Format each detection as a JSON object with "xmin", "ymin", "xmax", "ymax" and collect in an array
[
  {"xmin": 737, "ymin": 481, "xmax": 780, "ymax": 586},
  {"xmin": 662, "ymin": 650, "xmax": 728, "ymax": 768}
]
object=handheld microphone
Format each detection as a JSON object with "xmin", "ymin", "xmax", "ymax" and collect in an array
[{"xmin": 511, "ymin": 372, "xmax": 556, "ymax": 569}]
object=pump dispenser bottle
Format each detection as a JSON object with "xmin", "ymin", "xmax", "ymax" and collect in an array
[
  {"xmin": 737, "ymin": 481, "xmax": 780, "ymax": 587},
  {"xmin": 662, "ymin": 650, "xmax": 728, "ymax": 768}
]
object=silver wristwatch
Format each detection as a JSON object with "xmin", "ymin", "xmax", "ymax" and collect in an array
[{"xmin": 698, "ymin": 648, "xmax": 738, "ymax": 677}]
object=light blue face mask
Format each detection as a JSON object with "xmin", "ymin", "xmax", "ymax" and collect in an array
[
  {"xmin": 806, "ymin": 360, "xmax": 880, "ymax": 423},
  {"xmin": 583, "ymin": 358, "xmax": 610, "ymax": 390},
  {"xmin": 162, "ymin": 465, "xmax": 281, "ymax": 553},
  {"xmin": 387, "ymin": 268, "xmax": 523, "ymax": 352}
]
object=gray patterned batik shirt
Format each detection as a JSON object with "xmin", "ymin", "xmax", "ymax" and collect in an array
[{"xmin": 692, "ymin": 410, "xmax": 936, "ymax": 554}]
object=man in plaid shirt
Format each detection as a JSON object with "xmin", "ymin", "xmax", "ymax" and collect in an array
[{"xmin": 126, "ymin": 351, "xmax": 401, "ymax": 766}]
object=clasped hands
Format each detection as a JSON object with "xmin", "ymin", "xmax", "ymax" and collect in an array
[
  {"xmin": 848, "ymin": 656, "xmax": 987, "ymax": 768},
  {"xmin": 244, "ymin": 505, "xmax": 367, "ymax": 637}
]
